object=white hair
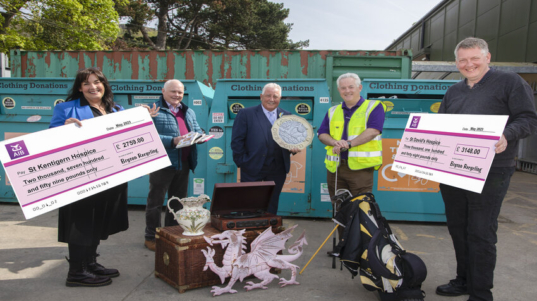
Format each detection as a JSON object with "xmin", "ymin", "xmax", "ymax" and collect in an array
[
  {"xmin": 163, "ymin": 79, "xmax": 184, "ymax": 91},
  {"xmin": 337, "ymin": 73, "xmax": 361, "ymax": 88},
  {"xmin": 262, "ymin": 83, "xmax": 282, "ymax": 95}
]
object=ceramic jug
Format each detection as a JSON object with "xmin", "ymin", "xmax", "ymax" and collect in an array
[{"xmin": 167, "ymin": 194, "xmax": 211, "ymax": 236}]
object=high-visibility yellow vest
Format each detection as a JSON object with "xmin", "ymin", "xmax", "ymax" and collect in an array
[{"xmin": 325, "ymin": 100, "xmax": 384, "ymax": 173}]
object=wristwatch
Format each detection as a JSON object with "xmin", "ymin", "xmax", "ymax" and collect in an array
[{"xmin": 347, "ymin": 141, "xmax": 352, "ymax": 149}]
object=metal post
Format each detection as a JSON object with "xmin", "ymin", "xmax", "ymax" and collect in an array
[{"xmin": 0, "ymin": 53, "xmax": 10, "ymax": 78}]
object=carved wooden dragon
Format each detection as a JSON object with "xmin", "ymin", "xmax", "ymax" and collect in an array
[{"xmin": 201, "ymin": 225, "xmax": 307, "ymax": 296}]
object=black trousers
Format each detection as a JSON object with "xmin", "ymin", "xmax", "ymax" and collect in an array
[
  {"xmin": 241, "ymin": 158, "xmax": 286, "ymax": 215},
  {"xmin": 145, "ymin": 163, "xmax": 189, "ymax": 241},
  {"xmin": 440, "ymin": 166, "xmax": 514, "ymax": 301},
  {"xmin": 68, "ymin": 243, "xmax": 98, "ymax": 262}
]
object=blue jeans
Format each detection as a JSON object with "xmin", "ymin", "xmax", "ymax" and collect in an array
[
  {"xmin": 440, "ymin": 166, "xmax": 514, "ymax": 301},
  {"xmin": 145, "ymin": 163, "xmax": 189, "ymax": 241}
]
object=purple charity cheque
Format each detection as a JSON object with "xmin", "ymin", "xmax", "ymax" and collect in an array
[
  {"xmin": 392, "ymin": 113, "xmax": 508, "ymax": 194},
  {"xmin": 0, "ymin": 106, "xmax": 171, "ymax": 219}
]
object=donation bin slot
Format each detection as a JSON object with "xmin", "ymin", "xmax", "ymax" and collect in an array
[
  {"xmin": 226, "ymin": 98, "xmax": 260, "ymax": 119},
  {"xmin": 361, "ymin": 79, "xmax": 458, "ymax": 222},
  {"xmin": 206, "ymin": 79, "xmax": 331, "ymax": 217},
  {"xmin": 227, "ymin": 97, "xmax": 314, "ymax": 121}
]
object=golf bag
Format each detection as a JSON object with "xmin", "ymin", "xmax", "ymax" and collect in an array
[{"xmin": 333, "ymin": 193, "xmax": 427, "ymax": 301}]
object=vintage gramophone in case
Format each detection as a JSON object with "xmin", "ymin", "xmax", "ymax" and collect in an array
[{"xmin": 210, "ymin": 181, "xmax": 283, "ymax": 231}]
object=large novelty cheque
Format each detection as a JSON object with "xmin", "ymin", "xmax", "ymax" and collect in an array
[
  {"xmin": 391, "ymin": 113, "xmax": 508, "ymax": 194},
  {"xmin": 0, "ymin": 106, "xmax": 171, "ymax": 219}
]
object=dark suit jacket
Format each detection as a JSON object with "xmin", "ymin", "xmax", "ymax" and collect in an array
[{"xmin": 231, "ymin": 104, "xmax": 291, "ymax": 176}]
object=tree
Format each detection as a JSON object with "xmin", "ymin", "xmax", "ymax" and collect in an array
[
  {"xmin": 119, "ymin": 0, "xmax": 308, "ymax": 50},
  {"xmin": 0, "ymin": 0, "xmax": 30, "ymax": 52},
  {"xmin": 115, "ymin": 0, "xmax": 157, "ymax": 49},
  {"xmin": 0, "ymin": 0, "xmax": 122, "ymax": 54}
]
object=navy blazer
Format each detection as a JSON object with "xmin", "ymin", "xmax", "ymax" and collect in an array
[{"xmin": 231, "ymin": 104, "xmax": 291, "ymax": 176}]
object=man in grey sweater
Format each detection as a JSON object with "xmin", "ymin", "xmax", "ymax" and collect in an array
[{"xmin": 436, "ymin": 37, "xmax": 537, "ymax": 301}]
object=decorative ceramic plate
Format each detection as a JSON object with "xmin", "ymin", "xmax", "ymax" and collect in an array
[{"xmin": 271, "ymin": 115, "xmax": 314, "ymax": 150}]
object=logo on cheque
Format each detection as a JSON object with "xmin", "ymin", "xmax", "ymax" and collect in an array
[
  {"xmin": 410, "ymin": 116, "xmax": 421, "ymax": 128},
  {"xmin": 6, "ymin": 141, "xmax": 30, "ymax": 160}
]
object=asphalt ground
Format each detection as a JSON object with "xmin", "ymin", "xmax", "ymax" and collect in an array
[{"xmin": 1, "ymin": 171, "xmax": 536, "ymax": 301}]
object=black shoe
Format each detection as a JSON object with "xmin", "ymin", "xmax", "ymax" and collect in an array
[
  {"xmin": 88, "ymin": 254, "xmax": 120, "ymax": 278},
  {"xmin": 436, "ymin": 279, "xmax": 468, "ymax": 296},
  {"xmin": 66, "ymin": 258, "xmax": 112, "ymax": 287},
  {"xmin": 327, "ymin": 251, "xmax": 339, "ymax": 257}
]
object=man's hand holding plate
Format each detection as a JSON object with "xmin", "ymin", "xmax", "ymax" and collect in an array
[{"xmin": 289, "ymin": 147, "xmax": 302, "ymax": 155}]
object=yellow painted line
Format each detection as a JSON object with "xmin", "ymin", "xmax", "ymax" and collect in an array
[
  {"xmin": 500, "ymin": 223, "xmax": 537, "ymax": 236},
  {"xmin": 517, "ymin": 223, "xmax": 535, "ymax": 230},
  {"xmin": 512, "ymin": 204, "xmax": 537, "ymax": 211},
  {"xmin": 416, "ymin": 234, "xmax": 443, "ymax": 239},
  {"xmin": 393, "ymin": 226, "xmax": 408, "ymax": 241},
  {"xmin": 404, "ymin": 250, "xmax": 428, "ymax": 255}
]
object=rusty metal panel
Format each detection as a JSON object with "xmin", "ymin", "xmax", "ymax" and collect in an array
[{"xmin": 10, "ymin": 50, "xmax": 411, "ymax": 88}]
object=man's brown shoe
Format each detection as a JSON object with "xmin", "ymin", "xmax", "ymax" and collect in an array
[{"xmin": 144, "ymin": 240, "xmax": 156, "ymax": 251}]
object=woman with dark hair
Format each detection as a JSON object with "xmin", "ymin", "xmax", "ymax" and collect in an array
[{"xmin": 49, "ymin": 68, "xmax": 158, "ymax": 287}]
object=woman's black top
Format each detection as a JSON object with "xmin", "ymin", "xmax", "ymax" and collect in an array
[{"xmin": 57, "ymin": 97, "xmax": 129, "ymax": 246}]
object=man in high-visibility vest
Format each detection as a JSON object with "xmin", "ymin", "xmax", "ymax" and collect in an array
[{"xmin": 317, "ymin": 73, "xmax": 386, "ymax": 213}]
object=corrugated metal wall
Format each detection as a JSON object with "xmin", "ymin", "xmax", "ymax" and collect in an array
[
  {"xmin": 10, "ymin": 49, "xmax": 412, "ymax": 88},
  {"xmin": 386, "ymin": 0, "xmax": 537, "ymax": 63}
]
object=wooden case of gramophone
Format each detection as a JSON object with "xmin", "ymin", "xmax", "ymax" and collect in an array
[{"xmin": 210, "ymin": 181, "xmax": 283, "ymax": 231}]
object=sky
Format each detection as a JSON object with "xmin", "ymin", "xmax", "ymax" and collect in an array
[{"xmin": 273, "ymin": 0, "xmax": 444, "ymax": 50}]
